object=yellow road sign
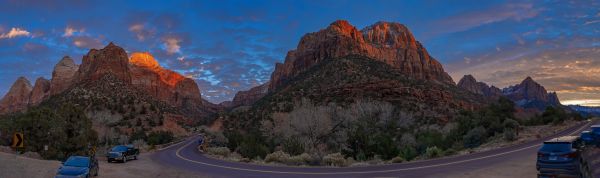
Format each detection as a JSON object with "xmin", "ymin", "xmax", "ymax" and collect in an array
[{"xmin": 11, "ymin": 133, "xmax": 23, "ymax": 148}]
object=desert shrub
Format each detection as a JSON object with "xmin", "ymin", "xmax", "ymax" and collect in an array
[
  {"xmin": 287, "ymin": 153, "xmax": 313, "ymax": 165},
  {"xmin": 463, "ymin": 127, "xmax": 487, "ymax": 148},
  {"xmin": 443, "ymin": 148, "xmax": 457, "ymax": 156},
  {"xmin": 424, "ymin": 146, "xmax": 443, "ymax": 159},
  {"xmin": 265, "ymin": 151, "xmax": 291, "ymax": 163},
  {"xmin": 147, "ymin": 131, "xmax": 174, "ymax": 145},
  {"xmin": 238, "ymin": 139, "xmax": 269, "ymax": 159},
  {"xmin": 398, "ymin": 146, "xmax": 418, "ymax": 161},
  {"xmin": 129, "ymin": 130, "xmax": 147, "ymax": 142},
  {"xmin": 503, "ymin": 119, "xmax": 519, "ymax": 130},
  {"xmin": 503, "ymin": 128, "xmax": 517, "ymax": 141},
  {"xmin": 391, "ymin": 156, "xmax": 405, "ymax": 163},
  {"xmin": 206, "ymin": 147, "xmax": 231, "ymax": 157},
  {"xmin": 323, "ymin": 153, "xmax": 349, "ymax": 167},
  {"xmin": 282, "ymin": 137, "xmax": 305, "ymax": 156}
]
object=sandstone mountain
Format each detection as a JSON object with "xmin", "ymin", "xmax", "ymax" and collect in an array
[
  {"xmin": 0, "ymin": 77, "xmax": 32, "ymax": 113},
  {"xmin": 29, "ymin": 77, "xmax": 51, "ymax": 105},
  {"xmin": 0, "ymin": 43, "xmax": 217, "ymax": 122},
  {"xmin": 269, "ymin": 20, "xmax": 454, "ymax": 91},
  {"xmin": 50, "ymin": 56, "xmax": 78, "ymax": 95},
  {"xmin": 230, "ymin": 82, "xmax": 269, "ymax": 107},
  {"xmin": 458, "ymin": 75, "xmax": 561, "ymax": 111},
  {"xmin": 231, "ymin": 20, "xmax": 457, "ymax": 108},
  {"xmin": 223, "ymin": 20, "xmax": 486, "ymax": 132},
  {"xmin": 457, "ymin": 75, "xmax": 502, "ymax": 98},
  {"xmin": 502, "ymin": 77, "xmax": 561, "ymax": 109}
]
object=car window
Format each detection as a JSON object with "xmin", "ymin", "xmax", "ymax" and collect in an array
[
  {"xmin": 540, "ymin": 142, "xmax": 572, "ymax": 152},
  {"xmin": 111, "ymin": 146, "xmax": 128, "ymax": 152},
  {"xmin": 64, "ymin": 157, "xmax": 90, "ymax": 167},
  {"xmin": 593, "ymin": 127, "xmax": 600, "ymax": 133}
]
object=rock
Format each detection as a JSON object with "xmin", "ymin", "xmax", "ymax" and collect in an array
[
  {"xmin": 231, "ymin": 82, "xmax": 269, "ymax": 107},
  {"xmin": 457, "ymin": 75, "xmax": 501, "ymax": 98},
  {"xmin": 50, "ymin": 56, "xmax": 78, "ymax": 95},
  {"xmin": 0, "ymin": 77, "xmax": 33, "ymax": 114},
  {"xmin": 129, "ymin": 52, "xmax": 202, "ymax": 107},
  {"xmin": 29, "ymin": 77, "xmax": 51, "ymax": 105},
  {"xmin": 502, "ymin": 76, "xmax": 562, "ymax": 110},
  {"xmin": 75, "ymin": 42, "xmax": 131, "ymax": 83},
  {"xmin": 269, "ymin": 20, "xmax": 454, "ymax": 91}
]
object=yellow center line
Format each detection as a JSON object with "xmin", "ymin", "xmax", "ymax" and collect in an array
[{"xmin": 173, "ymin": 121, "xmax": 591, "ymax": 175}]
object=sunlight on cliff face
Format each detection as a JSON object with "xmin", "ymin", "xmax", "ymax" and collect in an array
[{"xmin": 130, "ymin": 52, "xmax": 185, "ymax": 87}]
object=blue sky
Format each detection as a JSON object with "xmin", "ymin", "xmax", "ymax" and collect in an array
[{"xmin": 0, "ymin": 0, "xmax": 598, "ymax": 105}]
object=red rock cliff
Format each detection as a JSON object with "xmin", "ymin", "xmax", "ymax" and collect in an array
[
  {"xmin": 75, "ymin": 42, "xmax": 131, "ymax": 83},
  {"xmin": 269, "ymin": 20, "xmax": 454, "ymax": 90},
  {"xmin": 0, "ymin": 77, "xmax": 33, "ymax": 114},
  {"xmin": 129, "ymin": 52, "xmax": 202, "ymax": 107}
]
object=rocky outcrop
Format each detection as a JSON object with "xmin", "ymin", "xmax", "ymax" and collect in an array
[
  {"xmin": 76, "ymin": 42, "xmax": 131, "ymax": 83},
  {"xmin": 0, "ymin": 77, "xmax": 33, "ymax": 114},
  {"xmin": 503, "ymin": 77, "xmax": 551, "ymax": 103},
  {"xmin": 231, "ymin": 83, "xmax": 269, "ymax": 107},
  {"xmin": 29, "ymin": 77, "xmax": 51, "ymax": 105},
  {"xmin": 50, "ymin": 56, "xmax": 78, "ymax": 95},
  {"xmin": 269, "ymin": 20, "xmax": 454, "ymax": 90},
  {"xmin": 129, "ymin": 52, "xmax": 202, "ymax": 107},
  {"xmin": 457, "ymin": 75, "xmax": 501, "ymax": 98}
]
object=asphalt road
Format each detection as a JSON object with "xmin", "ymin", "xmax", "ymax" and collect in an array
[{"xmin": 151, "ymin": 120, "xmax": 594, "ymax": 178}]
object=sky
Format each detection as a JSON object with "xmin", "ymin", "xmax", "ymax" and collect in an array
[{"xmin": 0, "ymin": 0, "xmax": 598, "ymax": 106}]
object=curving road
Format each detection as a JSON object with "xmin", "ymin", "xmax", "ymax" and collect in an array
[{"xmin": 151, "ymin": 121, "xmax": 593, "ymax": 178}]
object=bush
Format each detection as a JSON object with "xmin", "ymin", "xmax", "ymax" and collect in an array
[
  {"xmin": 147, "ymin": 131, "xmax": 174, "ymax": 145},
  {"xmin": 206, "ymin": 147, "xmax": 231, "ymax": 157},
  {"xmin": 265, "ymin": 151, "xmax": 291, "ymax": 163},
  {"xmin": 463, "ymin": 127, "xmax": 487, "ymax": 148},
  {"xmin": 443, "ymin": 148, "xmax": 456, "ymax": 156},
  {"xmin": 238, "ymin": 139, "xmax": 269, "ymax": 159},
  {"xmin": 424, "ymin": 146, "xmax": 443, "ymax": 159},
  {"xmin": 391, "ymin": 156, "xmax": 405, "ymax": 163},
  {"xmin": 398, "ymin": 146, "xmax": 418, "ymax": 161},
  {"xmin": 503, "ymin": 128, "xmax": 517, "ymax": 141},
  {"xmin": 287, "ymin": 153, "xmax": 313, "ymax": 165},
  {"xmin": 323, "ymin": 153, "xmax": 349, "ymax": 167},
  {"xmin": 282, "ymin": 138, "xmax": 304, "ymax": 156}
]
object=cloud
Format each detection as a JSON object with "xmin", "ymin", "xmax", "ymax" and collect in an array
[
  {"xmin": 62, "ymin": 26, "xmax": 84, "ymax": 37},
  {"xmin": 72, "ymin": 36, "xmax": 103, "ymax": 49},
  {"xmin": 0, "ymin": 27, "xmax": 31, "ymax": 39},
  {"xmin": 430, "ymin": 3, "xmax": 541, "ymax": 35},
  {"xmin": 162, "ymin": 36, "xmax": 181, "ymax": 55},
  {"xmin": 128, "ymin": 23, "xmax": 153, "ymax": 41}
]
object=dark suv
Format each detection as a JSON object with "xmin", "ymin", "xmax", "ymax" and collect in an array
[
  {"xmin": 107, "ymin": 145, "xmax": 139, "ymax": 163},
  {"xmin": 536, "ymin": 136, "xmax": 584, "ymax": 177}
]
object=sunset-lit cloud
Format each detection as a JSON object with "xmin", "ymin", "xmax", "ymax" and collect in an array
[
  {"xmin": 0, "ymin": 27, "xmax": 31, "ymax": 39},
  {"xmin": 162, "ymin": 37, "xmax": 181, "ymax": 55},
  {"xmin": 62, "ymin": 26, "xmax": 83, "ymax": 37},
  {"xmin": 128, "ymin": 23, "xmax": 153, "ymax": 41}
]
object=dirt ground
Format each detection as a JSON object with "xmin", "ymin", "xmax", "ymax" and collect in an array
[{"xmin": 0, "ymin": 151, "xmax": 208, "ymax": 178}]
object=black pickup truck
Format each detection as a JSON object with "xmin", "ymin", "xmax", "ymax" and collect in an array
[{"xmin": 106, "ymin": 145, "xmax": 139, "ymax": 163}]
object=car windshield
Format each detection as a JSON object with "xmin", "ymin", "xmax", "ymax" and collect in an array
[
  {"xmin": 111, "ymin": 146, "xmax": 128, "ymax": 152},
  {"xmin": 540, "ymin": 142, "xmax": 572, "ymax": 152},
  {"xmin": 64, "ymin": 157, "xmax": 89, "ymax": 167}
]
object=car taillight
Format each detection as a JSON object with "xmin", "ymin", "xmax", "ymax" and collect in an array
[{"xmin": 561, "ymin": 152, "xmax": 577, "ymax": 158}]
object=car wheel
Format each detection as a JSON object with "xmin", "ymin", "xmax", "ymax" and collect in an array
[{"xmin": 122, "ymin": 156, "xmax": 127, "ymax": 163}]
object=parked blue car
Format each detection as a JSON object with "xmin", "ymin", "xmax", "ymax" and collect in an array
[
  {"xmin": 55, "ymin": 156, "xmax": 99, "ymax": 178},
  {"xmin": 591, "ymin": 125, "xmax": 600, "ymax": 139},
  {"xmin": 581, "ymin": 131, "xmax": 594, "ymax": 145},
  {"xmin": 536, "ymin": 136, "xmax": 584, "ymax": 177}
]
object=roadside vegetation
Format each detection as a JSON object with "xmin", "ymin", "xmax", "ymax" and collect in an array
[
  {"xmin": 203, "ymin": 97, "xmax": 583, "ymax": 167},
  {"xmin": 0, "ymin": 103, "xmax": 97, "ymax": 160}
]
